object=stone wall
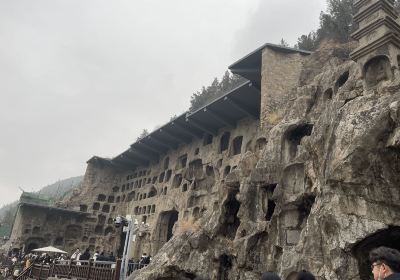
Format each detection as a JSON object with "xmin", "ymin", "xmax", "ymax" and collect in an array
[
  {"xmin": 63, "ymin": 117, "xmax": 264, "ymax": 259},
  {"xmin": 7, "ymin": 204, "xmax": 85, "ymax": 254},
  {"xmin": 260, "ymin": 48, "xmax": 308, "ymax": 129}
]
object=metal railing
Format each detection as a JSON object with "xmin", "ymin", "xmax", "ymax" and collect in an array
[
  {"xmin": 16, "ymin": 259, "xmax": 121, "ymax": 280},
  {"xmin": 126, "ymin": 262, "xmax": 148, "ymax": 277}
]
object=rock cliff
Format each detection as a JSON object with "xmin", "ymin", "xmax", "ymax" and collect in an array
[{"xmin": 130, "ymin": 42, "xmax": 400, "ymax": 280}]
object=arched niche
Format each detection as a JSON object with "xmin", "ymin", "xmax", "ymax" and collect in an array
[
  {"xmin": 363, "ymin": 55, "xmax": 392, "ymax": 88},
  {"xmin": 352, "ymin": 227, "xmax": 400, "ymax": 280}
]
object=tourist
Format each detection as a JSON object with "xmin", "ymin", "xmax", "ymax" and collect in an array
[
  {"xmin": 97, "ymin": 252, "xmax": 105, "ymax": 261},
  {"xmin": 139, "ymin": 253, "xmax": 150, "ymax": 266},
  {"xmin": 108, "ymin": 252, "xmax": 116, "ymax": 262},
  {"xmin": 70, "ymin": 248, "xmax": 80, "ymax": 261},
  {"xmin": 24, "ymin": 255, "xmax": 31, "ymax": 270},
  {"xmin": 296, "ymin": 271, "xmax": 316, "ymax": 280},
  {"xmin": 79, "ymin": 248, "xmax": 91, "ymax": 261},
  {"xmin": 370, "ymin": 247, "xmax": 400, "ymax": 280},
  {"xmin": 93, "ymin": 251, "xmax": 99, "ymax": 262},
  {"xmin": 261, "ymin": 272, "xmax": 281, "ymax": 280}
]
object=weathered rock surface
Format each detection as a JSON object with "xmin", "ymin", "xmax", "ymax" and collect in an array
[{"xmin": 129, "ymin": 44, "xmax": 400, "ymax": 280}]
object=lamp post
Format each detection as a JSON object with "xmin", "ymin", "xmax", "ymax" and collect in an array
[{"xmin": 115, "ymin": 216, "xmax": 138, "ymax": 280}]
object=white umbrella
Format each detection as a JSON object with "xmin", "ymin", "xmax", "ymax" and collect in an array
[{"xmin": 32, "ymin": 246, "xmax": 68, "ymax": 254}]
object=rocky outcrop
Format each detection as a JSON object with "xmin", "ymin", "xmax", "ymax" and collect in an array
[{"xmin": 130, "ymin": 44, "xmax": 400, "ymax": 280}]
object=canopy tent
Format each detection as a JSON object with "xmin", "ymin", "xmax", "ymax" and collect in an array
[{"xmin": 32, "ymin": 246, "xmax": 67, "ymax": 254}]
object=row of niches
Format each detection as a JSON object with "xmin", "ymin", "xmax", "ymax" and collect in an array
[
  {"xmin": 112, "ymin": 134, "xmax": 267, "ymax": 194},
  {"xmin": 133, "ymin": 205, "xmax": 156, "ymax": 215},
  {"xmin": 83, "ymin": 202, "xmax": 117, "ymax": 214},
  {"xmin": 125, "ymin": 169, "xmax": 151, "ymax": 181},
  {"xmin": 183, "ymin": 206, "xmax": 205, "ymax": 221}
]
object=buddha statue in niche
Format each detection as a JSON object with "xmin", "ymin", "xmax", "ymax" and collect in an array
[{"xmin": 364, "ymin": 56, "xmax": 392, "ymax": 88}]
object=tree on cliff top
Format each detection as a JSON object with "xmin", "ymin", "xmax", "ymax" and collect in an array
[
  {"xmin": 189, "ymin": 71, "xmax": 246, "ymax": 112},
  {"xmin": 296, "ymin": 0, "xmax": 354, "ymax": 51}
]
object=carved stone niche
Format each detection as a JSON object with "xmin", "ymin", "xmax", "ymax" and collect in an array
[{"xmin": 363, "ymin": 55, "xmax": 392, "ymax": 88}]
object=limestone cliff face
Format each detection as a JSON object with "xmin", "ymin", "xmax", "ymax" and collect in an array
[{"xmin": 131, "ymin": 44, "xmax": 400, "ymax": 280}]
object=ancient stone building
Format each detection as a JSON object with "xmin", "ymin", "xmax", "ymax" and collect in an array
[
  {"xmin": 6, "ymin": 192, "xmax": 87, "ymax": 254},
  {"xmin": 6, "ymin": 2, "xmax": 400, "ymax": 279}
]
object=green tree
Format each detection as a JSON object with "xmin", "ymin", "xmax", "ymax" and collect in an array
[
  {"xmin": 189, "ymin": 72, "xmax": 247, "ymax": 112},
  {"xmin": 137, "ymin": 129, "xmax": 149, "ymax": 141},
  {"xmin": 296, "ymin": 0, "xmax": 355, "ymax": 50},
  {"xmin": 279, "ymin": 38, "xmax": 289, "ymax": 47},
  {"xmin": 2, "ymin": 208, "xmax": 15, "ymax": 225},
  {"xmin": 318, "ymin": 0, "xmax": 354, "ymax": 42},
  {"xmin": 295, "ymin": 32, "xmax": 318, "ymax": 51}
]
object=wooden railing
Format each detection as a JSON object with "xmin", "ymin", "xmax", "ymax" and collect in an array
[{"xmin": 16, "ymin": 259, "xmax": 121, "ymax": 280}]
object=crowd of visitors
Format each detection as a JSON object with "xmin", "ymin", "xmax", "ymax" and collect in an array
[
  {"xmin": 0, "ymin": 252, "xmax": 65, "ymax": 279},
  {"xmin": 0, "ymin": 247, "xmax": 123, "ymax": 279},
  {"xmin": 2, "ymin": 246, "xmax": 399, "ymax": 279}
]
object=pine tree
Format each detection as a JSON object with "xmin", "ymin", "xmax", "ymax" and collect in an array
[
  {"xmin": 137, "ymin": 129, "xmax": 149, "ymax": 141},
  {"xmin": 279, "ymin": 38, "xmax": 289, "ymax": 47},
  {"xmin": 296, "ymin": 32, "xmax": 318, "ymax": 51},
  {"xmin": 189, "ymin": 72, "xmax": 247, "ymax": 112}
]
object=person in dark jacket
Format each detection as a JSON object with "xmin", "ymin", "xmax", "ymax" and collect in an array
[
  {"xmin": 370, "ymin": 246, "xmax": 400, "ymax": 280},
  {"xmin": 261, "ymin": 272, "xmax": 281, "ymax": 280},
  {"xmin": 296, "ymin": 271, "xmax": 316, "ymax": 280},
  {"xmin": 79, "ymin": 249, "xmax": 91, "ymax": 261}
]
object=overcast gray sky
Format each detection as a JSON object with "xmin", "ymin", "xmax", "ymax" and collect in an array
[{"xmin": 0, "ymin": 0, "xmax": 327, "ymax": 207}]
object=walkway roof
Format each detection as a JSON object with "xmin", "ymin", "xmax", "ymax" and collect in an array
[{"xmin": 89, "ymin": 81, "xmax": 260, "ymax": 170}]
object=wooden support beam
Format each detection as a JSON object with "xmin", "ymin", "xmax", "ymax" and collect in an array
[
  {"xmin": 203, "ymin": 108, "xmax": 236, "ymax": 129},
  {"xmin": 147, "ymin": 136, "xmax": 173, "ymax": 150},
  {"xmin": 186, "ymin": 117, "xmax": 218, "ymax": 136},
  {"xmin": 171, "ymin": 121, "xmax": 203, "ymax": 139},
  {"xmin": 137, "ymin": 141, "xmax": 166, "ymax": 154},
  {"xmin": 160, "ymin": 128, "xmax": 192, "ymax": 144},
  {"xmin": 119, "ymin": 155, "xmax": 148, "ymax": 166},
  {"xmin": 128, "ymin": 148, "xmax": 158, "ymax": 162},
  {"xmin": 224, "ymin": 97, "xmax": 259, "ymax": 119},
  {"xmin": 112, "ymin": 158, "xmax": 137, "ymax": 169}
]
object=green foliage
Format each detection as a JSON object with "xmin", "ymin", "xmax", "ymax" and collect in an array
[
  {"xmin": 0, "ymin": 206, "xmax": 17, "ymax": 237},
  {"xmin": 318, "ymin": 0, "xmax": 354, "ymax": 42},
  {"xmin": 0, "ymin": 224, "xmax": 11, "ymax": 237},
  {"xmin": 0, "ymin": 176, "xmax": 83, "ymax": 238},
  {"xmin": 189, "ymin": 71, "xmax": 247, "ymax": 112},
  {"xmin": 295, "ymin": 0, "xmax": 354, "ymax": 50},
  {"xmin": 137, "ymin": 129, "xmax": 149, "ymax": 141},
  {"xmin": 2, "ymin": 208, "xmax": 16, "ymax": 227},
  {"xmin": 296, "ymin": 32, "xmax": 318, "ymax": 51},
  {"xmin": 279, "ymin": 38, "xmax": 289, "ymax": 47}
]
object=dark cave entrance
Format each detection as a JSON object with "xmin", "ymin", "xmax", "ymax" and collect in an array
[
  {"xmin": 156, "ymin": 210, "xmax": 179, "ymax": 245},
  {"xmin": 352, "ymin": 227, "xmax": 400, "ymax": 280},
  {"xmin": 26, "ymin": 243, "xmax": 39, "ymax": 253},
  {"xmin": 219, "ymin": 192, "xmax": 241, "ymax": 239},
  {"xmin": 217, "ymin": 254, "xmax": 233, "ymax": 280},
  {"xmin": 283, "ymin": 124, "xmax": 313, "ymax": 162}
]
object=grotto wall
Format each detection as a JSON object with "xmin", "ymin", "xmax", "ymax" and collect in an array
[{"xmin": 130, "ymin": 41, "xmax": 400, "ymax": 280}]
